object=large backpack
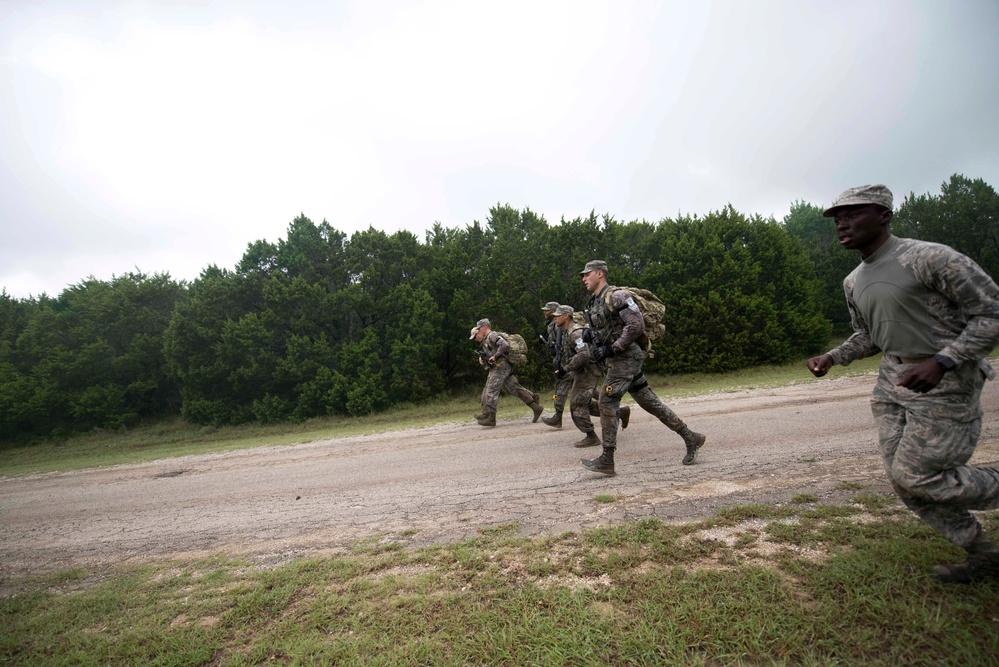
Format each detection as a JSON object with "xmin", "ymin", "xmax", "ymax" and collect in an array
[
  {"xmin": 605, "ymin": 286, "xmax": 667, "ymax": 351},
  {"xmin": 497, "ymin": 332, "xmax": 529, "ymax": 366}
]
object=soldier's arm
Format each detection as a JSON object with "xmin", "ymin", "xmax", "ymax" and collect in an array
[
  {"xmin": 490, "ymin": 333, "xmax": 511, "ymax": 359},
  {"xmin": 915, "ymin": 247, "xmax": 999, "ymax": 364},
  {"xmin": 611, "ymin": 290, "xmax": 645, "ymax": 351},
  {"xmin": 563, "ymin": 330, "xmax": 592, "ymax": 372}
]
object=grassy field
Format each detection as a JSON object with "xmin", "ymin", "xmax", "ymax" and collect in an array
[
  {"xmin": 3, "ymin": 498, "xmax": 997, "ymax": 666},
  {"xmin": 3, "ymin": 351, "xmax": 998, "ymax": 666}
]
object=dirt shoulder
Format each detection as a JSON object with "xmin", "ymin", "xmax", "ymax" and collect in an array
[{"xmin": 2, "ymin": 373, "xmax": 997, "ymax": 578}]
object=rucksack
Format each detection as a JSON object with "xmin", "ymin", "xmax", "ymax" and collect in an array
[
  {"xmin": 605, "ymin": 285, "xmax": 667, "ymax": 350},
  {"xmin": 497, "ymin": 332, "xmax": 529, "ymax": 366}
]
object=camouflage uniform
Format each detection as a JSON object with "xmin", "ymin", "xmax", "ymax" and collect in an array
[
  {"xmin": 559, "ymin": 311, "xmax": 604, "ymax": 438},
  {"xmin": 826, "ymin": 235, "xmax": 999, "ymax": 551},
  {"xmin": 542, "ymin": 310, "xmax": 573, "ymax": 424},
  {"xmin": 477, "ymin": 330, "xmax": 541, "ymax": 422},
  {"xmin": 586, "ymin": 283, "xmax": 705, "ymax": 466}
]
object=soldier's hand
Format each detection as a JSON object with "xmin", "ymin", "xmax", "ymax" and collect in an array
[
  {"xmin": 806, "ymin": 354, "xmax": 833, "ymax": 377},
  {"xmin": 897, "ymin": 358, "xmax": 945, "ymax": 393},
  {"xmin": 592, "ymin": 345, "xmax": 614, "ymax": 362},
  {"xmin": 581, "ymin": 329, "xmax": 594, "ymax": 344}
]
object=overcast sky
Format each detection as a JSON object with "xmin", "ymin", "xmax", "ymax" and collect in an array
[{"xmin": 2, "ymin": 0, "xmax": 998, "ymax": 298}]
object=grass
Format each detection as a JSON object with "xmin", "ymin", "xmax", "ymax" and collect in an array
[
  {"xmin": 3, "ymin": 500, "xmax": 997, "ymax": 666},
  {"xmin": 0, "ymin": 348, "xmax": 887, "ymax": 477}
]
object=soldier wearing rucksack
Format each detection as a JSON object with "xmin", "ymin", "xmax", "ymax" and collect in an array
[
  {"xmin": 540, "ymin": 301, "xmax": 573, "ymax": 429},
  {"xmin": 578, "ymin": 260, "xmax": 707, "ymax": 475},
  {"xmin": 469, "ymin": 318, "xmax": 543, "ymax": 427},
  {"xmin": 553, "ymin": 304, "xmax": 629, "ymax": 447}
]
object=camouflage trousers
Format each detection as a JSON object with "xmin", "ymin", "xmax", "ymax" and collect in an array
[
  {"xmin": 598, "ymin": 344, "xmax": 687, "ymax": 450},
  {"xmin": 481, "ymin": 361, "xmax": 537, "ymax": 413},
  {"xmin": 872, "ymin": 356, "xmax": 999, "ymax": 549},
  {"xmin": 568, "ymin": 364, "xmax": 603, "ymax": 434},
  {"xmin": 552, "ymin": 373, "xmax": 573, "ymax": 413}
]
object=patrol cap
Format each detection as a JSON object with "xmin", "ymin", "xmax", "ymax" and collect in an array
[
  {"xmin": 579, "ymin": 259, "xmax": 608, "ymax": 275},
  {"xmin": 822, "ymin": 184, "xmax": 893, "ymax": 217},
  {"xmin": 469, "ymin": 318, "xmax": 491, "ymax": 339},
  {"xmin": 542, "ymin": 301, "xmax": 561, "ymax": 312},
  {"xmin": 554, "ymin": 305, "xmax": 574, "ymax": 316}
]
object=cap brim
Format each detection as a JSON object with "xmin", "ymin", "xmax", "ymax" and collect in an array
[{"xmin": 469, "ymin": 328, "xmax": 479, "ymax": 339}]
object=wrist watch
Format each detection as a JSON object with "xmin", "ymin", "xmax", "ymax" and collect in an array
[{"xmin": 933, "ymin": 354, "xmax": 957, "ymax": 372}]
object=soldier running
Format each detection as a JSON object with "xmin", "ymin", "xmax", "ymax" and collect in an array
[
  {"xmin": 578, "ymin": 260, "xmax": 706, "ymax": 475},
  {"xmin": 470, "ymin": 318, "xmax": 543, "ymax": 427}
]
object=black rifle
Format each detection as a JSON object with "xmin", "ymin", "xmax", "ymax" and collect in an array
[
  {"xmin": 583, "ymin": 309, "xmax": 606, "ymax": 368},
  {"xmin": 542, "ymin": 329, "xmax": 566, "ymax": 381},
  {"xmin": 474, "ymin": 349, "xmax": 495, "ymax": 368}
]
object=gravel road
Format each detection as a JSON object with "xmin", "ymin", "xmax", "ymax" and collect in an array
[{"xmin": 2, "ymin": 372, "xmax": 998, "ymax": 578}]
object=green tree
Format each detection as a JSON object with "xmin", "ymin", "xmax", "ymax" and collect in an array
[
  {"xmin": 893, "ymin": 174, "xmax": 999, "ymax": 280},
  {"xmin": 645, "ymin": 207, "xmax": 829, "ymax": 373},
  {"xmin": 782, "ymin": 200, "xmax": 857, "ymax": 330},
  {"xmin": 1, "ymin": 273, "xmax": 186, "ymax": 438}
]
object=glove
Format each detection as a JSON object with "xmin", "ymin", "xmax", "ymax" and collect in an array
[
  {"xmin": 592, "ymin": 345, "xmax": 614, "ymax": 362},
  {"xmin": 581, "ymin": 328, "xmax": 594, "ymax": 344}
]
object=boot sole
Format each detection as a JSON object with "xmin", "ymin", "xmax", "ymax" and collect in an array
[{"xmin": 580, "ymin": 460, "xmax": 615, "ymax": 475}]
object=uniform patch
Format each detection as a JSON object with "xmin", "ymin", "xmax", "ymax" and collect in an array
[
  {"xmin": 625, "ymin": 296, "xmax": 639, "ymax": 312},
  {"xmin": 575, "ymin": 338, "xmax": 586, "ymax": 350}
]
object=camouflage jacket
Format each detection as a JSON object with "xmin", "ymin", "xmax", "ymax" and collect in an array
[
  {"xmin": 828, "ymin": 235, "xmax": 999, "ymax": 371},
  {"xmin": 586, "ymin": 284, "xmax": 645, "ymax": 352},
  {"xmin": 480, "ymin": 331, "xmax": 510, "ymax": 359},
  {"xmin": 561, "ymin": 320, "xmax": 595, "ymax": 374}
]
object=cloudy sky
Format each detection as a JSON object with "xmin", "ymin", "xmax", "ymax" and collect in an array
[{"xmin": 2, "ymin": 0, "xmax": 998, "ymax": 298}]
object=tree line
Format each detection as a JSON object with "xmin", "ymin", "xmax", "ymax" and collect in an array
[{"xmin": 2, "ymin": 174, "xmax": 996, "ymax": 441}]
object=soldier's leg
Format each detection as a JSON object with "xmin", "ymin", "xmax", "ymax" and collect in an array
[
  {"xmin": 873, "ymin": 395, "xmax": 999, "ymax": 583},
  {"xmin": 504, "ymin": 372, "xmax": 543, "ymax": 422},
  {"xmin": 628, "ymin": 372, "xmax": 705, "ymax": 465},
  {"xmin": 581, "ymin": 355, "xmax": 639, "ymax": 475},
  {"xmin": 544, "ymin": 375, "xmax": 573, "ymax": 428},
  {"xmin": 478, "ymin": 365, "xmax": 510, "ymax": 426},
  {"xmin": 875, "ymin": 400, "xmax": 999, "ymax": 541},
  {"xmin": 568, "ymin": 369, "xmax": 601, "ymax": 447}
]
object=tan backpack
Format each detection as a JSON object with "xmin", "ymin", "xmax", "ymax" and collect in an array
[
  {"xmin": 605, "ymin": 286, "xmax": 667, "ymax": 351},
  {"xmin": 497, "ymin": 332, "xmax": 529, "ymax": 366}
]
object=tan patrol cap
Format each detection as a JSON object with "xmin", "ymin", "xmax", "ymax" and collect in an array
[
  {"xmin": 469, "ymin": 318, "xmax": 490, "ymax": 339},
  {"xmin": 579, "ymin": 259, "xmax": 608, "ymax": 275},
  {"xmin": 823, "ymin": 184, "xmax": 893, "ymax": 217}
]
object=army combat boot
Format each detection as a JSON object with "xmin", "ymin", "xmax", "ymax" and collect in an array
[
  {"xmin": 619, "ymin": 405, "xmax": 631, "ymax": 429},
  {"xmin": 678, "ymin": 426, "xmax": 706, "ymax": 465},
  {"xmin": 476, "ymin": 409, "xmax": 496, "ymax": 427},
  {"xmin": 530, "ymin": 402, "xmax": 544, "ymax": 423},
  {"xmin": 542, "ymin": 409, "xmax": 563, "ymax": 428},
  {"xmin": 573, "ymin": 431, "xmax": 601, "ymax": 448},
  {"xmin": 931, "ymin": 530, "xmax": 999, "ymax": 584},
  {"xmin": 581, "ymin": 448, "xmax": 615, "ymax": 475}
]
